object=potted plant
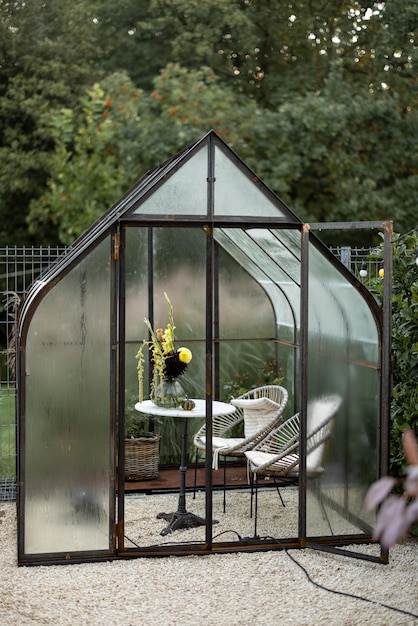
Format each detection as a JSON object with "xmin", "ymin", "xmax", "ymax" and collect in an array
[{"xmin": 124, "ymin": 392, "xmax": 160, "ymax": 481}]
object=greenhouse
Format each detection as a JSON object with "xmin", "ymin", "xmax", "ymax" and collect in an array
[{"xmin": 16, "ymin": 130, "xmax": 392, "ymax": 565}]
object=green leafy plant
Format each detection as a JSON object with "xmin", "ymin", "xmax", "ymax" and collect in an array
[
  {"xmin": 0, "ymin": 389, "xmax": 16, "ymax": 478},
  {"xmin": 223, "ymin": 359, "xmax": 284, "ymax": 400},
  {"xmin": 124, "ymin": 390, "xmax": 156, "ymax": 439},
  {"xmin": 369, "ymin": 231, "xmax": 418, "ymax": 477}
]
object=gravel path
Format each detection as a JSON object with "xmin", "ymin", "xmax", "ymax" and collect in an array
[{"xmin": 1, "ymin": 502, "xmax": 417, "ymax": 625}]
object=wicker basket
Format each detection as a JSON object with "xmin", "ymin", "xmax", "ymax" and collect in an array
[{"xmin": 124, "ymin": 434, "xmax": 160, "ymax": 481}]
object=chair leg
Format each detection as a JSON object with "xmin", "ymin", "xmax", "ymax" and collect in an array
[
  {"xmin": 249, "ymin": 470, "xmax": 254, "ymax": 518},
  {"xmin": 272, "ymin": 476, "xmax": 286, "ymax": 507},
  {"xmin": 193, "ymin": 449, "xmax": 199, "ymax": 500},
  {"xmin": 254, "ymin": 473, "xmax": 259, "ymax": 538},
  {"xmin": 223, "ymin": 456, "xmax": 226, "ymax": 513}
]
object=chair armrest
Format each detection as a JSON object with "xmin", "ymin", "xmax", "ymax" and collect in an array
[
  {"xmin": 193, "ymin": 408, "xmax": 244, "ymax": 444},
  {"xmin": 231, "ymin": 397, "xmax": 280, "ymax": 410}
]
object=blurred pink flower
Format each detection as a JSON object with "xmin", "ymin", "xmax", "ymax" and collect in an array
[
  {"xmin": 372, "ymin": 496, "xmax": 410, "ymax": 548},
  {"xmin": 365, "ymin": 428, "xmax": 418, "ymax": 548},
  {"xmin": 365, "ymin": 476, "xmax": 396, "ymax": 511}
]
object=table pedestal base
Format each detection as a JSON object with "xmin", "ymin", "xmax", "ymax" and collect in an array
[
  {"xmin": 157, "ymin": 510, "xmax": 218, "ymax": 536},
  {"xmin": 134, "ymin": 402, "xmax": 232, "ymax": 537}
]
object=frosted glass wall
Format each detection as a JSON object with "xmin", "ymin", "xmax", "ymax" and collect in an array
[
  {"xmin": 23, "ymin": 239, "xmax": 112, "ymax": 555},
  {"xmin": 305, "ymin": 244, "xmax": 379, "ymax": 537}
]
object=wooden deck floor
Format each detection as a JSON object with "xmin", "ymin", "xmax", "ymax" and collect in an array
[{"xmin": 125, "ymin": 463, "xmax": 249, "ymax": 494}]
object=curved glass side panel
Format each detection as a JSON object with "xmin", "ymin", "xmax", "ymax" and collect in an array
[
  {"xmin": 249, "ymin": 229, "xmax": 301, "ymax": 285},
  {"xmin": 306, "ymin": 242, "xmax": 379, "ymax": 539},
  {"xmin": 133, "ymin": 146, "xmax": 208, "ymax": 215},
  {"xmin": 214, "ymin": 228, "xmax": 300, "ymax": 330},
  {"xmin": 308, "ymin": 246, "xmax": 379, "ymax": 363},
  {"xmin": 22, "ymin": 240, "xmax": 112, "ymax": 556},
  {"xmin": 218, "ymin": 245, "xmax": 275, "ymax": 339}
]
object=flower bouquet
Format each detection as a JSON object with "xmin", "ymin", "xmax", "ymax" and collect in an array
[{"xmin": 136, "ymin": 293, "xmax": 192, "ymax": 408}]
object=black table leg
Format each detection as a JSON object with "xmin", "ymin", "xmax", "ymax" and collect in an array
[{"xmin": 157, "ymin": 416, "xmax": 217, "ymax": 536}]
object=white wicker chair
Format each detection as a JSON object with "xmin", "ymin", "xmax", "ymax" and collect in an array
[
  {"xmin": 245, "ymin": 394, "xmax": 341, "ymax": 536},
  {"xmin": 193, "ymin": 385, "xmax": 288, "ymax": 511}
]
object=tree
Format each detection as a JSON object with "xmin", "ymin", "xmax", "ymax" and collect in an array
[
  {"xmin": 0, "ymin": 0, "xmax": 103, "ymax": 245},
  {"xmin": 27, "ymin": 58, "xmax": 418, "ymax": 246},
  {"xmin": 2, "ymin": 1, "xmax": 418, "ymax": 245},
  {"xmin": 93, "ymin": 1, "xmax": 417, "ymax": 107},
  {"xmin": 257, "ymin": 78, "xmax": 418, "ymax": 243},
  {"xmin": 27, "ymin": 66, "xmax": 261, "ymax": 244}
]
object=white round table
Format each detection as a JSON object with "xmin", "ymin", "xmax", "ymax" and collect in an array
[
  {"xmin": 135, "ymin": 399, "xmax": 235, "ymax": 419},
  {"xmin": 135, "ymin": 399, "xmax": 235, "ymax": 536}
]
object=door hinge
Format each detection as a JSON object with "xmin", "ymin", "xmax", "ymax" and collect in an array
[
  {"xmin": 112, "ymin": 521, "xmax": 123, "ymax": 550},
  {"xmin": 113, "ymin": 233, "xmax": 120, "ymax": 260}
]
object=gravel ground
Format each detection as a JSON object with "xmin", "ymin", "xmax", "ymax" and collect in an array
[{"xmin": 1, "ymin": 501, "xmax": 417, "ymax": 625}]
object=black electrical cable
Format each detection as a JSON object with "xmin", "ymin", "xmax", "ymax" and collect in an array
[
  {"xmin": 262, "ymin": 536, "xmax": 418, "ymax": 621},
  {"xmin": 211, "ymin": 529, "xmax": 243, "ymax": 541},
  {"xmin": 124, "ymin": 529, "xmax": 242, "ymax": 547},
  {"xmin": 125, "ymin": 530, "xmax": 418, "ymax": 619}
]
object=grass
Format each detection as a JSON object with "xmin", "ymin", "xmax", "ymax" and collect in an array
[{"xmin": 0, "ymin": 387, "xmax": 16, "ymax": 479}]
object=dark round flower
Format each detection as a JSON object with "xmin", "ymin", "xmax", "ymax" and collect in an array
[{"xmin": 164, "ymin": 351, "xmax": 188, "ymax": 380}]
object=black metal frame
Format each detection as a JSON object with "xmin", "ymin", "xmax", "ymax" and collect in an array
[{"xmin": 16, "ymin": 131, "xmax": 391, "ymax": 565}]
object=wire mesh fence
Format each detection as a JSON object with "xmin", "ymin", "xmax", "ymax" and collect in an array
[
  {"xmin": 0, "ymin": 246, "xmax": 68, "ymax": 500},
  {"xmin": 0, "ymin": 244, "xmax": 379, "ymax": 500},
  {"xmin": 330, "ymin": 246, "xmax": 383, "ymax": 281}
]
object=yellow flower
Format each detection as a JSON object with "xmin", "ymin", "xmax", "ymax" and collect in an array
[
  {"xmin": 136, "ymin": 293, "xmax": 191, "ymax": 402},
  {"xmin": 163, "ymin": 327, "xmax": 173, "ymax": 343},
  {"xmin": 178, "ymin": 347, "xmax": 192, "ymax": 364}
]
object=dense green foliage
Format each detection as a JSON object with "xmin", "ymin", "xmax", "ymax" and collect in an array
[
  {"xmin": 369, "ymin": 232, "xmax": 418, "ymax": 476},
  {"xmin": 0, "ymin": 0, "xmax": 102, "ymax": 244},
  {"xmin": 1, "ymin": 0, "xmax": 417, "ymax": 245}
]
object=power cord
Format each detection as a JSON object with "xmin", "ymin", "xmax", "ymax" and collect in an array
[
  {"xmin": 125, "ymin": 530, "xmax": 418, "ymax": 619},
  {"xmin": 261, "ymin": 535, "xmax": 418, "ymax": 621},
  {"xmin": 125, "ymin": 529, "xmax": 242, "ymax": 547}
]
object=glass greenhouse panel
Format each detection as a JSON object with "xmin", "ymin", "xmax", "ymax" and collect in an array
[
  {"xmin": 278, "ymin": 342, "xmax": 299, "ymax": 414},
  {"xmin": 272, "ymin": 229, "xmax": 302, "ymax": 257},
  {"xmin": 305, "ymin": 241, "xmax": 379, "ymax": 539},
  {"xmin": 215, "ymin": 228, "xmax": 300, "ymax": 330},
  {"xmin": 151, "ymin": 227, "xmax": 206, "ymax": 332},
  {"xmin": 218, "ymin": 246, "xmax": 275, "ymax": 339},
  {"xmin": 309, "ymin": 245, "xmax": 379, "ymax": 363},
  {"xmin": 23, "ymin": 240, "xmax": 112, "ymax": 555},
  {"xmin": 308, "ymin": 364, "xmax": 379, "ymax": 536},
  {"xmin": 218, "ymin": 340, "xmax": 279, "ymax": 393},
  {"xmin": 214, "ymin": 147, "xmax": 287, "ymax": 217},
  {"xmin": 125, "ymin": 226, "xmax": 207, "ymax": 343},
  {"xmin": 133, "ymin": 146, "xmax": 208, "ymax": 215},
  {"xmin": 125, "ymin": 228, "xmax": 149, "ymax": 343},
  {"xmin": 249, "ymin": 229, "xmax": 301, "ymax": 285},
  {"xmin": 219, "ymin": 340, "xmax": 298, "ymax": 417}
]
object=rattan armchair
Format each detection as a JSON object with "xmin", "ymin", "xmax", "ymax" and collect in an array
[
  {"xmin": 193, "ymin": 385, "xmax": 288, "ymax": 511},
  {"xmin": 245, "ymin": 394, "xmax": 341, "ymax": 536}
]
